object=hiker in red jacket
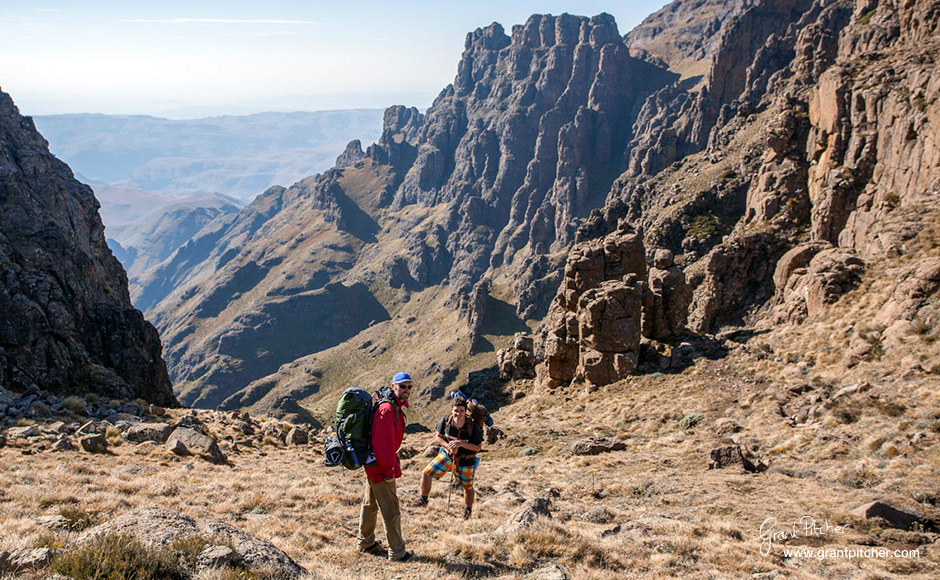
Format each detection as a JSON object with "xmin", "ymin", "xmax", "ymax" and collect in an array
[{"xmin": 357, "ymin": 372, "xmax": 414, "ymax": 562}]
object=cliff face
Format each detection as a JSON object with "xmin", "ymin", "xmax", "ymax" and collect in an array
[
  {"xmin": 543, "ymin": 0, "xmax": 940, "ymax": 388},
  {"xmin": 145, "ymin": 13, "xmax": 680, "ymax": 409},
  {"xmin": 145, "ymin": 0, "xmax": 939, "ymax": 412},
  {"xmin": 0, "ymin": 91, "xmax": 177, "ymax": 406},
  {"xmin": 375, "ymin": 14, "xmax": 677, "ymax": 311}
]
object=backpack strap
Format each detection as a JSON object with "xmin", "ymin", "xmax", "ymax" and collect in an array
[
  {"xmin": 373, "ymin": 386, "xmax": 400, "ymax": 427},
  {"xmin": 444, "ymin": 415, "xmax": 470, "ymax": 442}
]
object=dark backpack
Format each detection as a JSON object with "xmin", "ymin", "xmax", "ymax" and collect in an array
[
  {"xmin": 467, "ymin": 400, "xmax": 488, "ymax": 429},
  {"xmin": 324, "ymin": 386, "xmax": 397, "ymax": 470}
]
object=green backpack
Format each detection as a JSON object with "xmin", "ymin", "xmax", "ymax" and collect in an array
[{"xmin": 324, "ymin": 386, "xmax": 397, "ymax": 470}]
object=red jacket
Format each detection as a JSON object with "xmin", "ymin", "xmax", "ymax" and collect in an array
[{"xmin": 365, "ymin": 392, "xmax": 407, "ymax": 483}]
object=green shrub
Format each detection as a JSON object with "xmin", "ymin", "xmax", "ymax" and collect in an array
[
  {"xmin": 51, "ymin": 533, "xmax": 184, "ymax": 580},
  {"xmin": 858, "ymin": 9, "xmax": 876, "ymax": 26},
  {"xmin": 687, "ymin": 214, "xmax": 722, "ymax": 241},
  {"xmin": 884, "ymin": 191, "xmax": 901, "ymax": 209},
  {"xmin": 679, "ymin": 413, "xmax": 705, "ymax": 430}
]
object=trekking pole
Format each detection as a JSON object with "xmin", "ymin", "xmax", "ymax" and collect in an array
[{"xmin": 446, "ymin": 444, "xmax": 458, "ymax": 515}]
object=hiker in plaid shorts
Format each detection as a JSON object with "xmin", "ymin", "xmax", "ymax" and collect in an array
[{"xmin": 419, "ymin": 397, "xmax": 483, "ymax": 519}]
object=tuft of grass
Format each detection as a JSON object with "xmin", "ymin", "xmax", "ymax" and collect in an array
[
  {"xmin": 62, "ymin": 396, "xmax": 88, "ymax": 414},
  {"xmin": 106, "ymin": 426, "xmax": 124, "ymax": 447},
  {"xmin": 85, "ymin": 393, "xmax": 100, "ymax": 404},
  {"xmin": 59, "ymin": 505, "xmax": 100, "ymax": 532},
  {"xmin": 33, "ymin": 531, "xmax": 68, "ymax": 551},
  {"xmin": 51, "ymin": 533, "xmax": 184, "ymax": 580},
  {"xmin": 839, "ymin": 464, "xmax": 882, "ymax": 489},
  {"xmin": 859, "ymin": 9, "xmax": 876, "ymax": 25}
]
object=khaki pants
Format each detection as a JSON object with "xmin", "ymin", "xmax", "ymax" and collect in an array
[{"xmin": 357, "ymin": 478, "xmax": 406, "ymax": 559}]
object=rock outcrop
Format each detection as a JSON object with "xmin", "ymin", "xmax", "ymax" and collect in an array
[
  {"xmin": 0, "ymin": 90, "xmax": 177, "ymax": 407},
  {"xmin": 75, "ymin": 508, "xmax": 306, "ymax": 579},
  {"xmin": 564, "ymin": 0, "xmax": 940, "ymax": 350},
  {"xmin": 497, "ymin": 333, "xmax": 537, "ymax": 380},
  {"xmin": 542, "ymin": 224, "xmax": 647, "ymax": 388}
]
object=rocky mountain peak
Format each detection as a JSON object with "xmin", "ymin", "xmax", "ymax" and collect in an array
[{"xmin": 0, "ymin": 89, "xmax": 177, "ymax": 406}]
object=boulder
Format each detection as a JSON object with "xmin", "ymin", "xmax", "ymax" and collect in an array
[
  {"xmin": 53, "ymin": 436, "xmax": 75, "ymax": 452},
  {"xmin": 37, "ymin": 515, "xmax": 70, "ymax": 530},
  {"xmin": 285, "ymin": 427, "xmax": 308, "ymax": 446},
  {"xmin": 849, "ymin": 501, "xmax": 936, "ymax": 532},
  {"xmin": 575, "ymin": 280, "xmax": 643, "ymax": 386},
  {"xmin": 525, "ymin": 565, "xmax": 568, "ymax": 580},
  {"xmin": 167, "ymin": 439, "xmax": 188, "ymax": 456},
  {"xmin": 8, "ymin": 425, "xmax": 39, "ymax": 438},
  {"xmin": 74, "ymin": 508, "xmax": 306, "ymax": 579},
  {"xmin": 497, "ymin": 333, "xmax": 538, "ymax": 380},
  {"xmin": 166, "ymin": 427, "xmax": 227, "ymax": 464},
  {"xmin": 126, "ymin": 423, "xmax": 174, "ymax": 444},
  {"xmin": 570, "ymin": 437, "xmax": 626, "ymax": 456},
  {"xmin": 42, "ymin": 421, "xmax": 70, "ymax": 434},
  {"xmin": 542, "ymin": 224, "xmax": 695, "ymax": 388},
  {"xmin": 485, "ymin": 425, "xmax": 505, "ymax": 445},
  {"xmin": 196, "ymin": 545, "xmax": 236, "ymax": 570},
  {"xmin": 0, "ymin": 548, "xmax": 51, "ymax": 574},
  {"xmin": 708, "ymin": 445, "xmax": 767, "ymax": 473},
  {"xmin": 771, "ymin": 246, "xmax": 864, "ymax": 323},
  {"xmin": 713, "ymin": 418, "xmax": 743, "ymax": 436},
  {"xmin": 28, "ymin": 401, "xmax": 52, "ymax": 418},
  {"xmin": 80, "ymin": 433, "xmax": 108, "ymax": 453},
  {"xmin": 497, "ymin": 497, "xmax": 553, "ymax": 535},
  {"xmin": 173, "ymin": 414, "xmax": 209, "ymax": 435},
  {"xmin": 75, "ymin": 421, "xmax": 99, "ymax": 435}
]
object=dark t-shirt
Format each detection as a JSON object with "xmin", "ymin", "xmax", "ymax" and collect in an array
[{"xmin": 435, "ymin": 416, "xmax": 483, "ymax": 457}]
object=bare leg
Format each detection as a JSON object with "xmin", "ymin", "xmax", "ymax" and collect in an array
[
  {"xmin": 464, "ymin": 486, "xmax": 475, "ymax": 508},
  {"xmin": 420, "ymin": 472, "xmax": 433, "ymax": 497}
]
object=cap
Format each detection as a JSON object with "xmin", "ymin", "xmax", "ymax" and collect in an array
[{"xmin": 392, "ymin": 371, "xmax": 413, "ymax": 384}]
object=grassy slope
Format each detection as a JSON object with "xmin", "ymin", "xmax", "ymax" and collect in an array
[{"xmin": 3, "ymin": 308, "xmax": 938, "ymax": 580}]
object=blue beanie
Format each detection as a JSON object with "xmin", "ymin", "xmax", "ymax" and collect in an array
[{"xmin": 392, "ymin": 371, "xmax": 412, "ymax": 384}]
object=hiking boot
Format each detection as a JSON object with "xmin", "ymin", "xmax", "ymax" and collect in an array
[
  {"xmin": 391, "ymin": 550, "xmax": 414, "ymax": 562},
  {"xmin": 463, "ymin": 506, "xmax": 472, "ymax": 520},
  {"xmin": 419, "ymin": 495, "xmax": 429, "ymax": 507},
  {"xmin": 358, "ymin": 540, "xmax": 383, "ymax": 554}
]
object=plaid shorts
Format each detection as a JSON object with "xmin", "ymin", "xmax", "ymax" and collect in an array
[{"xmin": 423, "ymin": 448, "xmax": 479, "ymax": 489}]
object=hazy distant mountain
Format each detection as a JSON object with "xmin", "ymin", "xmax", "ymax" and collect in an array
[
  {"xmin": 33, "ymin": 110, "xmax": 385, "ymax": 199},
  {"xmin": 95, "ymin": 183, "xmax": 243, "ymax": 283}
]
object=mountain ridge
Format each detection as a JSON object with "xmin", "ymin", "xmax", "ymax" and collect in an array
[{"xmin": 0, "ymin": 89, "xmax": 177, "ymax": 406}]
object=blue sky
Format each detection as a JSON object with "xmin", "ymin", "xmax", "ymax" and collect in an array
[{"xmin": 0, "ymin": 1, "xmax": 670, "ymax": 118}]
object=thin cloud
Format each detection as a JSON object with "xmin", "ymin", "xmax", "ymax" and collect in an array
[{"xmin": 123, "ymin": 18, "xmax": 318, "ymax": 25}]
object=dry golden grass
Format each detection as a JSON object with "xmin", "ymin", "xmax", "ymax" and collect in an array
[{"xmin": 3, "ymin": 339, "xmax": 939, "ymax": 580}]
